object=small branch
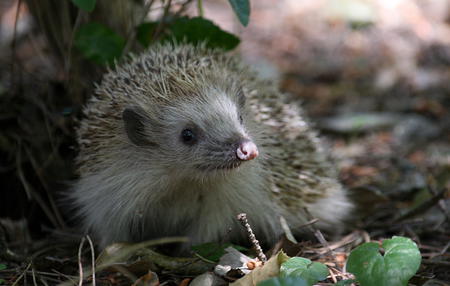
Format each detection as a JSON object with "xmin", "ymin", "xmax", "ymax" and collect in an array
[
  {"xmin": 328, "ymin": 266, "xmax": 337, "ymax": 284},
  {"xmin": 31, "ymin": 267, "xmax": 38, "ymax": 286},
  {"xmin": 197, "ymin": 0, "xmax": 204, "ymax": 17},
  {"xmin": 77, "ymin": 236, "xmax": 85, "ymax": 286},
  {"xmin": 87, "ymin": 235, "xmax": 96, "ymax": 286},
  {"xmin": 303, "ymin": 208, "xmax": 335, "ymax": 259},
  {"xmin": 393, "ymin": 188, "xmax": 447, "ymax": 223},
  {"xmin": 77, "ymin": 235, "xmax": 96, "ymax": 286},
  {"xmin": 422, "ymin": 259, "xmax": 450, "ymax": 267},
  {"xmin": 10, "ymin": 0, "xmax": 23, "ymax": 90},
  {"xmin": 174, "ymin": 0, "xmax": 195, "ymax": 17},
  {"xmin": 297, "ymin": 218, "xmax": 320, "ymax": 229},
  {"xmin": 24, "ymin": 146, "xmax": 66, "ymax": 229},
  {"xmin": 237, "ymin": 213, "xmax": 267, "ymax": 262},
  {"xmin": 153, "ymin": 0, "xmax": 173, "ymax": 42},
  {"xmin": 428, "ymin": 185, "xmax": 450, "ymax": 223},
  {"xmin": 11, "ymin": 262, "xmax": 32, "ymax": 286},
  {"xmin": 16, "ymin": 144, "xmax": 59, "ymax": 228},
  {"xmin": 65, "ymin": 8, "xmax": 83, "ymax": 80},
  {"xmin": 123, "ymin": 0, "xmax": 155, "ymax": 55}
]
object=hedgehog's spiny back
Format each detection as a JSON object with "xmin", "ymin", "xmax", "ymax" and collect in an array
[{"xmin": 99, "ymin": 44, "xmax": 243, "ymax": 102}]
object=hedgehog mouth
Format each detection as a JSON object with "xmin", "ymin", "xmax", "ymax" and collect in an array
[{"xmin": 195, "ymin": 161, "xmax": 242, "ymax": 172}]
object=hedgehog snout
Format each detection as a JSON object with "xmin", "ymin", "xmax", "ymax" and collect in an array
[{"xmin": 236, "ymin": 140, "xmax": 258, "ymax": 161}]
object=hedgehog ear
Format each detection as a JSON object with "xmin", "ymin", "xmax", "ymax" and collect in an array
[
  {"xmin": 237, "ymin": 87, "xmax": 246, "ymax": 108},
  {"xmin": 122, "ymin": 106, "xmax": 158, "ymax": 147}
]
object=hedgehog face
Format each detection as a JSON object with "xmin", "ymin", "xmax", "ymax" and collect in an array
[{"xmin": 122, "ymin": 90, "xmax": 259, "ymax": 180}]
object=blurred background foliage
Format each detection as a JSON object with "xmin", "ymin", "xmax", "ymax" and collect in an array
[{"xmin": 0, "ymin": 0, "xmax": 449, "ymax": 284}]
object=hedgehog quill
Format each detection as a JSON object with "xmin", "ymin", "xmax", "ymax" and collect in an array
[{"xmin": 70, "ymin": 43, "xmax": 353, "ymax": 250}]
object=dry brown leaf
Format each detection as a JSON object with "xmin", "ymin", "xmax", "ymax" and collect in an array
[{"xmin": 230, "ymin": 251, "xmax": 290, "ymax": 286}]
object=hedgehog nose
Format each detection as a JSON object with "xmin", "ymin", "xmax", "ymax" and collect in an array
[{"xmin": 236, "ymin": 140, "xmax": 259, "ymax": 161}]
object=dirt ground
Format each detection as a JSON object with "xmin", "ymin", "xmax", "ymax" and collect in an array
[{"xmin": 0, "ymin": 0, "xmax": 449, "ymax": 285}]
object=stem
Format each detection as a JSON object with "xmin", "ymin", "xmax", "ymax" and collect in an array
[
  {"xmin": 237, "ymin": 213, "xmax": 267, "ymax": 262},
  {"xmin": 197, "ymin": 0, "xmax": 204, "ymax": 17}
]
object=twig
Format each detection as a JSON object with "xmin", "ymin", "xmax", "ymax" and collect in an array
[
  {"xmin": 31, "ymin": 267, "xmax": 38, "ymax": 286},
  {"xmin": 123, "ymin": 0, "xmax": 156, "ymax": 55},
  {"xmin": 438, "ymin": 241, "xmax": 450, "ymax": 256},
  {"xmin": 51, "ymin": 269, "xmax": 78, "ymax": 284},
  {"xmin": 174, "ymin": 0, "xmax": 195, "ymax": 17},
  {"xmin": 297, "ymin": 218, "xmax": 320, "ymax": 229},
  {"xmin": 328, "ymin": 266, "xmax": 337, "ymax": 284},
  {"xmin": 11, "ymin": 262, "xmax": 32, "ymax": 286},
  {"xmin": 65, "ymin": 7, "xmax": 83, "ymax": 93},
  {"xmin": 24, "ymin": 146, "xmax": 66, "ymax": 228},
  {"xmin": 77, "ymin": 236, "xmax": 85, "ymax": 286},
  {"xmin": 422, "ymin": 259, "xmax": 450, "ymax": 267},
  {"xmin": 428, "ymin": 185, "xmax": 450, "ymax": 223},
  {"xmin": 112, "ymin": 265, "xmax": 139, "ymax": 283},
  {"xmin": 393, "ymin": 188, "xmax": 447, "ymax": 222},
  {"xmin": 303, "ymin": 208, "xmax": 335, "ymax": 258},
  {"xmin": 237, "ymin": 213, "xmax": 267, "ymax": 262},
  {"xmin": 421, "ymin": 241, "xmax": 450, "ymax": 259},
  {"xmin": 39, "ymin": 277, "xmax": 50, "ymax": 286},
  {"xmin": 77, "ymin": 235, "xmax": 96, "ymax": 286},
  {"xmin": 132, "ymin": 248, "xmax": 212, "ymax": 275},
  {"xmin": 10, "ymin": 0, "xmax": 23, "ymax": 90},
  {"xmin": 302, "ymin": 231, "xmax": 364, "ymax": 259},
  {"xmin": 197, "ymin": 0, "xmax": 204, "ymax": 17},
  {"xmin": 87, "ymin": 235, "xmax": 96, "ymax": 286},
  {"xmin": 152, "ymin": 0, "xmax": 173, "ymax": 42},
  {"xmin": 16, "ymin": 143, "xmax": 59, "ymax": 228},
  {"xmin": 5, "ymin": 270, "xmax": 76, "ymax": 279}
]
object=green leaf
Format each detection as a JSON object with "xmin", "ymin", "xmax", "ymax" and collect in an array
[
  {"xmin": 0, "ymin": 279, "xmax": 4, "ymax": 284},
  {"xmin": 0, "ymin": 264, "xmax": 6, "ymax": 270},
  {"xmin": 166, "ymin": 17, "xmax": 240, "ymax": 50},
  {"xmin": 136, "ymin": 22, "xmax": 158, "ymax": 48},
  {"xmin": 347, "ymin": 236, "xmax": 421, "ymax": 286},
  {"xmin": 279, "ymin": 257, "xmax": 328, "ymax": 286},
  {"xmin": 257, "ymin": 277, "xmax": 309, "ymax": 286},
  {"xmin": 71, "ymin": 0, "xmax": 96, "ymax": 12},
  {"xmin": 136, "ymin": 18, "xmax": 240, "ymax": 50},
  {"xmin": 228, "ymin": 0, "xmax": 250, "ymax": 26},
  {"xmin": 191, "ymin": 242, "xmax": 247, "ymax": 262},
  {"xmin": 74, "ymin": 23, "xmax": 125, "ymax": 65}
]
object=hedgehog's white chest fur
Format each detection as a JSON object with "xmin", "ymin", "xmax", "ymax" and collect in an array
[{"xmin": 73, "ymin": 161, "xmax": 281, "ymax": 248}]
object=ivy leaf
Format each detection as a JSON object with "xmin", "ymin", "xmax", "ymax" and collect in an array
[
  {"xmin": 347, "ymin": 236, "xmax": 421, "ymax": 286},
  {"xmin": 0, "ymin": 264, "xmax": 6, "ymax": 270},
  {"xmin": 257, "ymin": 277, "xmax": 307, "ymax": 286},
  {"xmin": 258, "ymin": 277, "xmax": 308, "ymax": 286},
  {"xmin": 74, "ymin": 23, "xmax": 125, "ymax": 65},
  {"xmin": 279, "ymin": 257, "xmax": 328, "ymax": 286},
  {"xmin": 166, "ymin": 17, "xmax": 240, "ymax": 50},
  {"xmin": 71, "ymin": 0, "xmax": 96, "ymax": 12},
  {"xmin": 228, "ymin": 0, "xmax": 250, "ymax": 26}
]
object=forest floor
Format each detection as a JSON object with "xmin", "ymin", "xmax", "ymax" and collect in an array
[{"xmin": 0, "ymin": 0, "xmax": 449, "ymax": 285}]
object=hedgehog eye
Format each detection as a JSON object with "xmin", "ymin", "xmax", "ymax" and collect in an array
[{"xmin": 181, "ymin": 129, "xmax": 197, "ymax": 145}]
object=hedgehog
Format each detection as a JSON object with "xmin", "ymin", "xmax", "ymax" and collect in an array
[{"xmin": 70, "ymin": 43, "xmax": 353, "ymax": 250}]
